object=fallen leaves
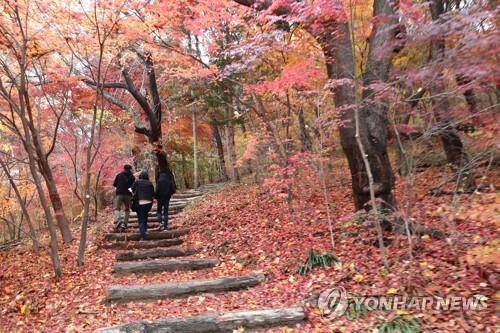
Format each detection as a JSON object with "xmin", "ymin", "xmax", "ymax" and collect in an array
[{"xmin": 0, "ymin": 168, "xmax": 499, "ymax": 332}]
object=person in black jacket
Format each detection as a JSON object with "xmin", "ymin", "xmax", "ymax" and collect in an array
[
  {"xmin": 132, "ymin": 171, "xmax": 155, "ymax": 240},
  {"xmin": 112, "ymin": 164, "xmax": 135, "ymax": 231},
  {"xmin": 155, "ymin": 172, "xmax": 176, "ymax": 230}
]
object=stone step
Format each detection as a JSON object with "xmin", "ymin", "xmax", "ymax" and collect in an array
[
  {"xmin": 104, "ymin": 229, "xmax": 189, "ymax": 242},
  {"xmin": 99, "ymin": 239, "xmax": 183, "ymax": 250},
  {"xmin": 115, "ymin": 248, "xmax": 200, "ymax": 261},
  {"xmin": 105, "ymin": 273, "xmax": 265, "ymax": 303},
  {"xmin": 98, "ymin": 306, "xmax": 305, "ymax": 332},
  {"xmin": 113, "ymin": 258, "xmax": 219, "ymax": 275}
]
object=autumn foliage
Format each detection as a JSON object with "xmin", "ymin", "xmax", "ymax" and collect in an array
[{"xmin": 0, "ymin": 0, "xmax": 498, "ymax": 331}]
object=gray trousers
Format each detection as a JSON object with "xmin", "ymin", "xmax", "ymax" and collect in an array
[{"xmin": 114, "ymin": 195, "xmax": 132, "ymax": 227}]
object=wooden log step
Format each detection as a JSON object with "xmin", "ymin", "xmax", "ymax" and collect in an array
[
  {"xmin": 124, "ymin": 224, "xmax": 180, "ymax": 230},
  {"xmin": 172, "ymin": 193, "xmax": 203, "ymax": 199},
  {"xmin": 129, "ymin": 209, "xmax": 181, "ymax": 218},
  {"xmin": 115, "ymin": 248, "xmax": 200, "ymax": 261},
  {"xmin": 113, "ymin": 258, "xmax": 219, "ymax": 275},
  {"xmin": 122, "ymin": 222, "xmax": 161, "ymax": 228},
  {"xmin": 127, "ymin": 213, "xmax": 179, "ymax": 222},
  {"xmin": 106, "ymin": 273, "xmax": 265, "ymax": 303},
  {"xmin": 104, "ymin": 229, "xmax": 189, "ymax": 242},
  {"xmin": 99, "ymin": 239, "xmax": 183, "ymax": 250},
  {"xmin": 127, "ymin": 215, "xmax": 179, "ymax": 223},
  {"xmin": 98, "ymin": 306, "xmax": 305, "ymax": 332}
]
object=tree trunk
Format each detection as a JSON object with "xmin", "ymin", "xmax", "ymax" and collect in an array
[
  {"xmin": 224, "ymin": 108, "xmax": 239, "ymax": 182},
  {"xmin": 40, "ymin": 164, "xmax": 74, "ymax": 242},
  {"xmin": 298, "ymin": 108, "xmax": 312, "ymax": 151},
  {"xmin": 19, "ymin": 101, "xmax": 62, "ymax": 277},
  {"xmin": 321, "ymin": 0, "xmax": 398, "ymax": 211},
  {"xmin": 21, "ymin": 90, "xmax": 73, "ymax": 242},
  {"xmin": 78, "ymin": 48, "xmax": 103, "ymax": 266},
  {"xmin": 232, "ymin": 0, "xmax": 399, "ymax": 215},
  {"xmin": 192, "ymin": 111, "xmax": 199, "ymax": 188},
  {"xmin": 211, "ymin": 118, "xmax": 229, "ymax": 181},
  {"xmin": 0, "ymin": 161, "xmax": 39, "ymax": 252},
  {"xmin": 396, "ymin": 114, "xmax": 411, "ymax": 176},
  {"xmin": 430, "ymin": 0, "xmax": 476, "ymax": 193},
  {"xmin": 26, "ymin": 153, "xmax": 61, "ymax": 278}
]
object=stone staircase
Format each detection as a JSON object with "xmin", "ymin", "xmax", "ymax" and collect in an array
[{"xmin": 98, "ymin": 183, "xmax": 305, "ymax": 332}]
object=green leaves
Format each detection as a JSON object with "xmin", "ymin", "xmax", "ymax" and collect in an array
[
  {"xmin": 377, "ymin": 316, "xmax": 421, "ymax": 333},
  {"xmin": 294, "ymin": 248, "xmax": 337, "ymax": 275}
]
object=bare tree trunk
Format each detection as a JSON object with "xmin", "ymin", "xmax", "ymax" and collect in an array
[
  {"xmin": 40, "ymin": 164, "xmax": 74, "ymax": 242},
  {"xmin": 298, "ymin": 108, "xmax": 312, "ymax": 152},
  {"xmin": 395, "ymin": 114, "xmax": 412, "ymax": 177},
  {"xmin": 224, "ymin": 108, "xmax": 239, "ymax": 182},
  {"xmin": 192, "ymin": 111, "xmax": 199, "ymax": 188},
  {"xmin": 19, "ymin": 94, "xmax": 62, "ymax": 278},
  {"xmin": 430, "ymin": 0, "xmax": 476, "ymax": 193},
  {"xmin": 19, "ymin": 85, "xmax": 74, "ymax": 242},
  {"xmin": 211, "ymin": 118, "xmax": 229, "ymax": 181},
  {"xmin": 0, "ymin": 161, "xmax": 39, "ymax": 252}
]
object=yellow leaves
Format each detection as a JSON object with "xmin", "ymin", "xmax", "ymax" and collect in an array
[
  {"xmin": 26, "ymin": 40, "xmax": 53, "ymax": 59},
  {"xmin": 386, "ymin": 288, "xmax": 398, "ymax": 295},
  {"xmin": 463, "ymin": 239, "xmax": 500, "ymax": 266},
  {"xmin": 0, "ymin": 143, "xmax": 11, "ymax": 153},
  {"xmin": 353, "ymin": 274, "xmax": 364, "ymax": 283},
  {"xmin": 422, "ymin": 270, "xmax": 434, "ymax": 278},
  {"xmin": 20, "ymin": 304, "xmax": 30, "ymax": 315},
  {"xmin": 396, "ymin": 309, "xmax": 409, "ymax": 316}
]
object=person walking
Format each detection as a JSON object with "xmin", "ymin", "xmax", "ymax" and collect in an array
[
  {"xmin": 155, "ymin": 172, "xmax": 176, "ymax": 230},
  {"xmin": 132, "ymin": 171, "xmax": 155, "ymax": 240},
  {"xmin": 112, "ymin": 164, "xmax": 135, "ymax": 232}
]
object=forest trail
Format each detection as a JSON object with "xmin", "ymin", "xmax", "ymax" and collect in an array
[{"xmin": 98, "ymin": 184, "xmax": 305, "ymax": 332}]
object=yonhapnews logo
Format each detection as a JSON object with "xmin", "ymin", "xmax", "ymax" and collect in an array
[{"xmin": 317, "ymin": 287, "xmax": 488, "ymax": 319}]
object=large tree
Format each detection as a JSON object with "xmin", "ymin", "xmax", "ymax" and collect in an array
[{"xmin": 233, "ymin": 0, "xmax": 400, "ymax": 219}]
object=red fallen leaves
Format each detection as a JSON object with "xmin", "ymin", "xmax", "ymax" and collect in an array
[{"xmin": 0, "ymin": 166, "xmax": 498, "ymax": 332}]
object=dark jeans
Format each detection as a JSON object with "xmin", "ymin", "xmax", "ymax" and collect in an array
[
  {"xmin": 137, "ymin": 202, "xmax": 153, "ymax": 240},
  {"xmin": 157, "ymin": 197, "xmax": 171, "ymax": 228}
]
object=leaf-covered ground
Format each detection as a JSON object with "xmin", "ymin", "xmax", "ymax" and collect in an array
[{"xmin": 0, "ymin": 166, "xmax": 498, "ymax": 332}]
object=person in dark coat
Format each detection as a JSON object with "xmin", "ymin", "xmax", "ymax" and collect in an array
[
  {"xmin": 155, "ymin": 172, "xmax": 176, "ymax": 230},
  {"xmin": 112, "ymin": 164, "xmax": 135, "ymax": 231},
  {"xmin": 132, "ymin": 171, "xmax": 155, "ymax": 240}
]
